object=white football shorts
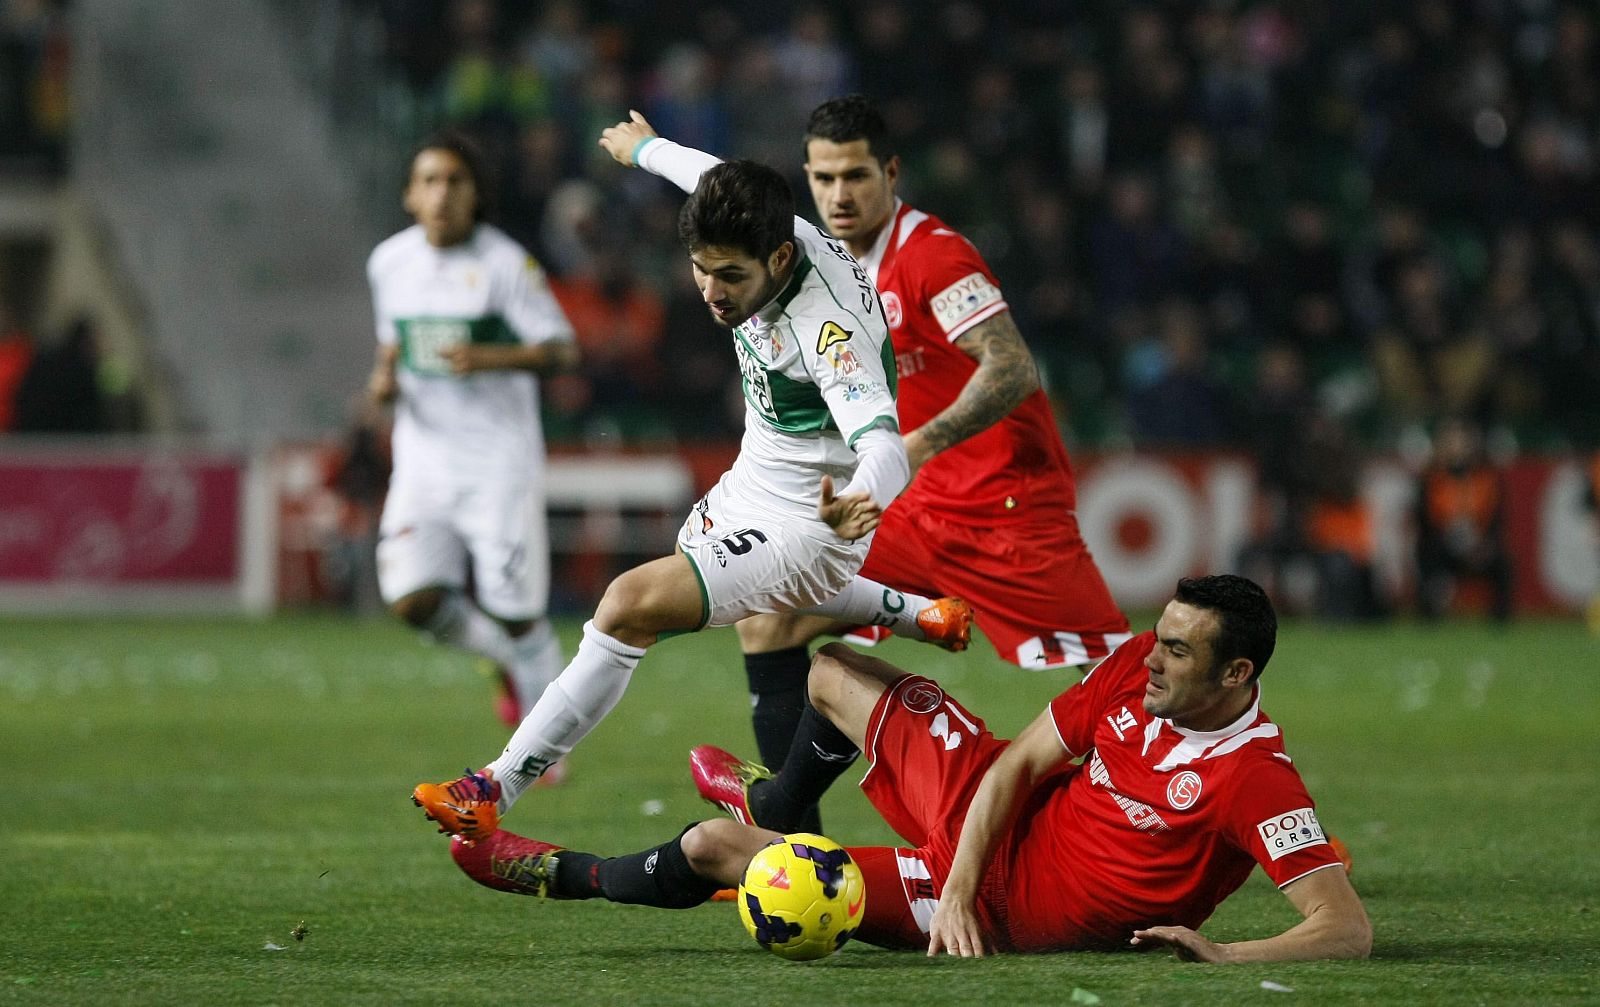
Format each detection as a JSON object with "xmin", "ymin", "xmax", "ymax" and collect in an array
[
  {"xmin": 676, "ymin": 472, "xmax": 871, "ymax": 628},
  {"xmin": 377, "ymin": 474, "xmax": 549, "ymax": 620}
]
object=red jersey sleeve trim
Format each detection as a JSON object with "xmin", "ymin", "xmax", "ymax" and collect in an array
[
  {"xmin": 942, "ymin": 300, "xmax": 1011, "ymax": 344},
  {"xmin": 1275, "ymin": 859, "xmax": 1345, "ymax": 890}
]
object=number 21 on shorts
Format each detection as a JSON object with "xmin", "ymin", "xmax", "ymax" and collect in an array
[{"xmin": 928, "ymin": 703, "xmax": 980, "ymax": 752}]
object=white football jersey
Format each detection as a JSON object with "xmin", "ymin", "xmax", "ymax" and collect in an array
[
  {"xmin": 722, "ymin": 217, "xmax": 900, "ymax": 516},
  {"xmin": 367, "ymin": 224, "xmax": 573, "ymax": 482}
]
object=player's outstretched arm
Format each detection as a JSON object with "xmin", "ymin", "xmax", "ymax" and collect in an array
[
  {"xmin": 598, "ymin": 110, "xmax": 658, "ymax": 168},
  {"xmin": 926, "ymin": 706, "xmax": 1072, "ymax": 958},
  {"xmin": 1131, "ymin": 864, "xmax": 1371, "ymax": 962},
  {"xmin": 902, "ymin": 310, "xmax": 1039, "ymax": 474},
  {"xmin": 598, "ymin": 111, "xmax": 721, "ymax": 194}
]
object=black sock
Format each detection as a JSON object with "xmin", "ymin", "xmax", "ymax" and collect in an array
[
  {"xmin": 743, "ymin": 647, "xmax": 822, "ymax": 833},
  {"xmin": 561, "ymin": 825, "xmax": 722, "ymax": 909},
  {"xmin": 749, "ymin": 703, "xmax": 859, "ymax": 834},
  {"xmin": 744, "ymin": 647, "xmax": 809, "ymax": 768}
]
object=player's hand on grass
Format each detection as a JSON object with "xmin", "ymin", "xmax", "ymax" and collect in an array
[
  {"xmin": 817, "ymin": 475, "xmax": 882, "ymax": 540},
  {"xmin": 1130, "ymin": 926, "xmax": 1229, "ymax": 963},
  {"xmin": 926, "ymin": 899, "xmax": 989, "ymax": 958},
  {"xmin": 599, "ymin": 110, "xmax": 658, "ymax": 167}
]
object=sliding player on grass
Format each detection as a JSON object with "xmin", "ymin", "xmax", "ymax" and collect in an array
[{"xmin": 450, "ymin": 576, "xmax": 1370, "ymax": 962}]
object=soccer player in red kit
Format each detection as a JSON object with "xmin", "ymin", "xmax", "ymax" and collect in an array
[
  {"xmin": 449, "ymin": 576, "xmax": 1371, "ymax": 962},
  {"xmin": 725, "ymin": 94, "xmax": 1130, "ymax": 835}
]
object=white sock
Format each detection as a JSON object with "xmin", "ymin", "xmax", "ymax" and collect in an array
[
  {"xmin": 506, "ymin": 619, "xmax": 562, "ymax": 716},
  {"xmin": 424, "ymin": 591, "xmax": 515, "ymax": 665},
  {"xmin": 800, "ymin": 578, "xmax": 935, "ymax": 640},
  {"xmin": 487, "ymin": 620, "xmax": 645, "ymax": 810}
]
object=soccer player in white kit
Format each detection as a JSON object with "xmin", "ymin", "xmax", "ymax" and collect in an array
[
  {"xmin": 412, "ymin": 114, "xmax": 972, "ymax": 843},
  {"xmin": 367, "ymin": 132, "xmax": 578, "ymax": 729}
]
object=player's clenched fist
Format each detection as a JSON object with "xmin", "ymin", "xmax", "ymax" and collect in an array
[{"xmin": 598, "ymin": 110, "xmax": 658, "ymax": 167}]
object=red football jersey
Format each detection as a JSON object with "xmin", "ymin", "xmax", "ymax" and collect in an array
[
  {"xmin": 993, "ymin": 633, "xmax": 1344, "ymax": 951},
  {"xmin": 859, "ymin": 201, "xmax": 1076, "ymax": 522}
]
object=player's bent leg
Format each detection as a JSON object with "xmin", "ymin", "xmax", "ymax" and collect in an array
[
  {"xmin": 808, "ymin": 643, "xmax": 908, "ymax": 751},
  {"xmin": 681, "ymin": 818, "xmax": 783, "ymax": 889},
  {"xmin": 735, "ymin": 612, "xmax": 840, "ymax": 653},
  {"xmin": 797, "ymin": 580, "xmax": 972, "ymax": 652},
  {"xmin": 592, "ymin": 554, "xmax": 709, "ymax": 647},
  {"xmin": 415, "ymin": 556, "xmax": 701, "ymax": 842}
]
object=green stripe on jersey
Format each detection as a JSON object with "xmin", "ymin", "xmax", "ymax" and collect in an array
[
  {"xmin": 733, "ymin": 328, "xmax": 835, "ymax": 434},
  {"xmin": 395, "ymin": 315, "xmax": 516, "ymax": 375}
]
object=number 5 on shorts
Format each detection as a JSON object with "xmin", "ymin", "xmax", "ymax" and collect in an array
[{"xmin": 720, "ymin": 529, "xmax": 768, "ymax": 555}]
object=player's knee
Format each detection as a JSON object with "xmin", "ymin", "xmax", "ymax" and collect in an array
[
  {"xmin": 593, "ymin": 567, "xmax": 679, "ymax": 642},
  {"xmin": 806, "ymin": 645, "xmax": 852, "ymax": 714},
  {"xmin": 680, "ymin": 820, "xmax": 742, "ymax": 878},
  {"xmin": 391, "ymin": 588, "xmax": 445, "ymax": 629}
]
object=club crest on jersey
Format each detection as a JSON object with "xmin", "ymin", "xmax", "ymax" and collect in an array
[
  {"xmin": 1166, "ymin": 771, "xmax": 1203, "ymax": 810},
  {"xmin": 882, "ymin": 291, "xmax": 903, "ymax": 329},
  {"xmin": 817, "ymin": 320, "xmax": 853, "ymax": 354},
  {"xmin": 900, "ymin": 681, "xmax": 944, "ymax": 714}
]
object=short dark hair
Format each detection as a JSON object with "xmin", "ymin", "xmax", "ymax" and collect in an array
[
  {"xmin": 1173, "ymin": 575, "xmax": 1277, "ymax": 682},
  {"xmin": 677, "ymin": 160, "xmax": 795, "ymax": 261},
  {"xmin": 409, "ymin": 129, "xmax": 493, "ymax": 222},
  {"xmin": 805, "ymin": 94, "xmax": 894, "ymax": 165}
]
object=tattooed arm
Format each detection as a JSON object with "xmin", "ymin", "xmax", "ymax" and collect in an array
[{"xmin": 901, "ymin": 309, "xmax": 1041, "ymax": 474}]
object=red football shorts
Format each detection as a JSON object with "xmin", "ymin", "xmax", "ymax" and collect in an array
[
  {"xmin": 860, "ymin": 502, "xmax": 1131, "ymax": 668},
  {"xmin": 844, "ymin": 674, "xmax": 1011, "ymax": 950}
]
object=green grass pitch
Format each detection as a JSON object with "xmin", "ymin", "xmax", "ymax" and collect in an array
[{"xmin": 3, "ymin": 615, "xmax": 1597, "ymax": 1004}]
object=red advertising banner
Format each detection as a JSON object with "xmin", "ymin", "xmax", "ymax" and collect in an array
[
  {"xmin": 0, "ymin": 452, "xmax": 243, "ymax": 585},
  {"xmin": 1069, "ymin": 453, "xmax": 1596, "ymax": 614}
]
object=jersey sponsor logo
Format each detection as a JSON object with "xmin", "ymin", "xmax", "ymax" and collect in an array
[
  {"xmin": 1088, "ymin": 751, "xmax": 1170, "ymax": 832},
  {"xmin": 900, "ymin": 680, "xmax": 944, "ymax": 714},
  {"xmin": 929, "ymin": 272, "xmax": 1003, "ymax": 335},
  {"xmin": 1256, "ymin": 807, "xmax": 1327, "ymax": 861},
  {"xmin": 403, "ymin": 318, "xmax": 470, "ymax": 374},
  {"xmin": 882, "ymin": 290, "xmax": 903, "ymax": 329},
  {"xmin": 1106, "ymin": 706, "xmax": 1138, "ymax": 741},
  {"xmin": 828, "ymin": 345, "xmax": 863, "ymax": 377},
  {"xmin": 734, "ymin": 337, "xmax": 778, "ymax": 421},
  {"xmin": 894, "ymin": 346, "xmax": 925, "ymax": 379},
  {"xmin": 817, "ymin": 320, "xmax": 853, "ymax": 354},
  {"xmin": 1167, "ymin": 770, "xmax": 1203, "ymax": 810}
]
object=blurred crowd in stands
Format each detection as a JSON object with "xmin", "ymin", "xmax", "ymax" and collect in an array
[{"xmin": 346, "ymin": 0, "xmax": 1600, "ymax": 455}]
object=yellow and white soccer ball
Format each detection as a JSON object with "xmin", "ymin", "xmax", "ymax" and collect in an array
[{"xmin": 737, "ymin": 833, "xmax": 866, "ymax": 962}]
